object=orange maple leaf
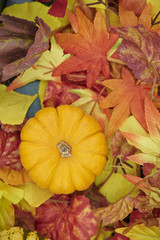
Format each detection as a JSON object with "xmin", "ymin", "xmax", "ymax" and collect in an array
[
  {"xmin": 100, "ymin": 68, "xmax": 151, "ymax": 137},
  {"xmin": 119, "ymin": 1, "xmax": 160, "ymax": 34},
  {"xmin": 119, "ymin": 1, "xmax": 152, "ymax": 30},
  {"xmin": 52, "ymin": 8, "xmax": 119, "ymax": 88}
]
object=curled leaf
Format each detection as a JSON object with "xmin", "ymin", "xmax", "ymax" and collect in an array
[
  {"xmin": 2, "ymin": 17, "xmax": 52, "ymax": 82},
  {"xmin": 0, "ymin": 14, "xmax": 37, "ymax": 80}
]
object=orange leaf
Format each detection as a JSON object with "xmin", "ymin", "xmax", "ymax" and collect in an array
[
  {"xmin": 123, "ymin": 175, "xmax": 149, "ymax": 194},
  {"xmin": 138, "ymin": 3, "xmax": 152, "ymax": 30},
  {"xmin": 53, "ymin": 8, "xmax": 119, "ymax": 88},
  {"xmin": 145, "ymin": 96, "xmax": 160, "ymax": 142},
  {"xmin": 100, "ymin": 68, "xmax": 151, "ymax": 137},
  {"xmin": 0, "ymin": 167, "xmax": 31, "ymax": 185},
  {"xmin": 119, "ymin": 1, "xmax": 152, "ymax": 31},
  {"xmin": 119, "ymin": 0, "xmax": 138, "ymax": 27}
]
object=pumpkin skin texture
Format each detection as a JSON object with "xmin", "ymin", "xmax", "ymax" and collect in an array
[{"xmin": 19, "ymin": 105, "xmax": 107, "ymax": 194}]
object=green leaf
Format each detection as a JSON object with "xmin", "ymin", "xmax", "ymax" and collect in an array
[
  {"xmin": 0, "ymin": 84, "xmax": 37, "ymax": 125},
  {"xmin": 38, "ymin": 80, "xmax": 48, "ymax": 108},
  {"xmin": 95, "ymin": 149, "xmax": 139, "ymax": 203},
  {"xmin": 116, "ymin": 223, "xmax": 160, "ymax": 239}
]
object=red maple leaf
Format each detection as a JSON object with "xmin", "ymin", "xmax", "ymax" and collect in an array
[
  {"xmin": 100, "ymin": 68, "xmax": 151, "ymax": 137},
  {"xmin": 35, "ymin": 194, "xmax": 97, "ymax": 240},
  {"xmin": 52, "ymin": 8, "xmax": 119, "ymax": 88}
]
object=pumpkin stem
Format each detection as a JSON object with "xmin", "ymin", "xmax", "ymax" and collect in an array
[{"xmin": 57, "ymin": 140, "xmax": 72, "ymax": 157}]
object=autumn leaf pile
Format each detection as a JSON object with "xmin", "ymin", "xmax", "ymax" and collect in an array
[{"xmin": 1, "ymin": 0, "xmax": 160, "ymax": 239}]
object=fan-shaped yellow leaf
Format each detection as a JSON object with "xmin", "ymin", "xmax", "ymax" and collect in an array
[
  {"xmin": 0, "ymin": 85, "xmax": 37, "ymax": 125},
  {"xmin": 18, "ymin": 182, "xmax": 53, "ymax": 207}
]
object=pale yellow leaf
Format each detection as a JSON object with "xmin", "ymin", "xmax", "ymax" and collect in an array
[
  {"xmin": 0, "ymin": 198, "xmax": 15, "ymax": 231},
  {"xmin": 0, "ymin": 180, "xmax": 23, "ymax": 205},
  {"xmin": 18, "ymin": 182, "xmax": 53, "ymax": 207},
  {"xmin": 120, "ymin": 116, "xmax": 148, "ymax": 137},
  {"xmin": 38, "ymin": 80, "xmax": 48, "ymax": 108},
  {"xmin": 116, "ymin": 223, "xmax": 160, "ymax": 239},
  {"xmin": 0, "ymin": 84, "xmax": 37, "ymax": 125}
]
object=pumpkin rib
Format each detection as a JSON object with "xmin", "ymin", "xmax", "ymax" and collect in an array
[
  {"xmin": 56, "ymin": 104, "xmax": 85, "ymax": 142},
  {"xmin": 73, "ymin": 132, "xmax": 107, "ymax": 156},
  {"xmin": 49, "ymin": 158, "xmax": 76, "ymax": 194},
  {"xmin": 20, "ymin": 117, "xmax": 56, "ymax": 144},
  {"xmin": 28, "ymin": 155, "xmax": 60, "ymax": 188},
  {"xmin": 69, "ymin": 114, "xmax": 102, "ymax": 145},
  {"xmin": 34, "ymin": 107, "xmax": 60, "ymax": 142},
  {"xmin": 69, "ymin": 156, "xmax": 95, "ymax": 191},
  {"xmin": 19, "ymin": 142, "xmax": 60, "ymax": 171},
  {"xmin": 74, "ymin": 131, "xmax": 105, "ymax": 146},
  {"xmin": 73, "ymin": 153, "xmax": 106, "ymax": 176}
]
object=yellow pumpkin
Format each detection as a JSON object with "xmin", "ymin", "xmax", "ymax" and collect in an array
[{"xmin": 19, "ymin": 105, "xmax": 107, "ymax": 194}]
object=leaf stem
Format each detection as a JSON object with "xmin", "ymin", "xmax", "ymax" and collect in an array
[
  {"xmin": 105, "ymin": 0, "xmax": 110, "ymax": 32},
  {"xmin": 152, "ymin": 11, "xmax": 160, "ymax": 25},
  {"xmin": 90, "ymin": 86, "xmax": 106, "ymax": 115},
  {"xmin": 150, "ymin": 64, "xmax": 158, "ymax": 100}
]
